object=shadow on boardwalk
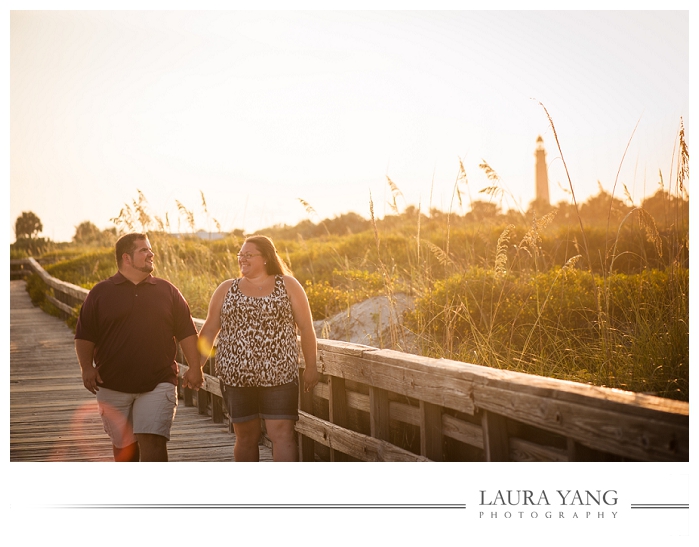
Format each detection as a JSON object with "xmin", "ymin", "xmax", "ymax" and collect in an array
[{"xmin": 9, "ymin": 280, "xmax": 271, "ymax": 462}]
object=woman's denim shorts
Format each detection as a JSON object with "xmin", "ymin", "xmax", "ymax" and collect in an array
[{"xmin": 220, "ymin": 379, "xmax": 299, "ymax": 423}]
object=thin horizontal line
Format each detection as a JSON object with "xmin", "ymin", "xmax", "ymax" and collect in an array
[
  {"xmin": 630, "ymin": 504, "xmax": 689, "ymax": 509},
  {"xmin": 48, "ymin": 503, "xmax": 467, "ymax": 510}
]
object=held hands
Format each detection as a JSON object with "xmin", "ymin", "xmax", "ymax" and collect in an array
[
  {"xmin": 182, "ymin": 367, "xmax": 205, "ymax": 391},
  {"xmin": 82, "ymin": 366, "xmax": 103, "ymax": 394},
  {"xmin": 303, "ymin": 366, "xmax": 320, "ymax": 393}
]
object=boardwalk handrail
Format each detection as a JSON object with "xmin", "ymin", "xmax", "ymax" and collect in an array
[{"xmin": 11, "ymin": 257, "xmax": 689, "ymax": 462}]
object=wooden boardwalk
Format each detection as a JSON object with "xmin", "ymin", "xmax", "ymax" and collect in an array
[
  {"xmin": 10, "ymin": 259, "xmax": 691, "ymax": 462},
  {"xmin": 9, "ymin": 280, "xmax": 272, "ymax": 462}
]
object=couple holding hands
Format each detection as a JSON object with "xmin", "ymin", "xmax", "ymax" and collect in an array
[{"xmin": 75, "ymin": 232, "xmax": 318, "ymax": 462}]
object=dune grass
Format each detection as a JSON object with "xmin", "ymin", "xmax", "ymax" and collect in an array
[{"xmin": 18, "ymin": 119, "xmax": 689, "ymax": 401}]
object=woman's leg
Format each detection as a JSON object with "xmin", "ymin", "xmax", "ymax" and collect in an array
[
  {"xmin": 264, "ymin": 419, "xmax": 298, "ymax": 462},
  {"xmin": 232, "ymin": 418, "xmax": 262, "ymax": 462}
]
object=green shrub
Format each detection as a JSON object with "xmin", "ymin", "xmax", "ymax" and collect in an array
[
  {"xmin": 405, "ymin": 266, "xmax": 688, "ymax": 400},
  {"xmin": 16, "ymin": 182, "xmax": 688, "ymax": 401},
  {"xmin": 44, "ymin": 250, "xmax": 115, "ymax": 289}
]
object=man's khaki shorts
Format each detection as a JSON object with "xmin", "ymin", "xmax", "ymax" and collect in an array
[{"xmin": 95, "ymin": 382, "xmax": 177, "ymax": 448}]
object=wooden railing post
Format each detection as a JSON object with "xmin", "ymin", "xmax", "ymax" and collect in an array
[
  {"xmin": 197, "ymin": 389, "xmax": 209, "ymax": 415},
  {"xmin": 212, "ymin": 394, "xmax": 224, "ymax": 423},
  {"xmin": 183, "ymin": 386, "xmax": 194, "ymax": 407},
  {"xmin": 420, "ymin": 401, "xmax": 443, "ymax": 461},
  {"xmin": 481, "ymin": 410, "xmax": 509, "ymax": 462},
  {"xmin": 196, "ymin": 356, "xmax": 211, "ymax": 415},
  {"xmin": 328, "ymin": 375, "xmax": 349, "ymax": 461},
  {"xmin": 298, "ymin": 369, "xmax": 315, "ymax": 462},
  {"xmin": 369, "ymin": 386, "xmax": 390, "ymax": 441},
  {"xmin": 208, "ymin": 358, "xmax": 224, "ymax": 424}
]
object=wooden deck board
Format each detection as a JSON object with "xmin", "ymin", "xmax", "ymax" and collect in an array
[{"xmin": 9, "ymin": 280, "xmax": 272, "ymax": 462}]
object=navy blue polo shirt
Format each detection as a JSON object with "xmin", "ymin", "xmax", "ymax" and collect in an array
[{"xmin": 75, "ymin": 271, "xmax": 198, "ymax": 393}]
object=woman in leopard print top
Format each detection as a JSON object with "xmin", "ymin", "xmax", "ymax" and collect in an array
[
  {"xmin": 215, "ymin": 275, "xmax": 299, "ymax": 388},
  {"xmin": 185, "ymin": 235, "xmax": 319, "ymax": 462}
]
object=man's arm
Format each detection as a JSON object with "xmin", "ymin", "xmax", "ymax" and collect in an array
[
  {"xmin": 179, "ymin": 334, "xmax": 204, "ymax": 390},
  {"xmin": 181, "ymin": 280, "xmax": 231, "ymax": 390},
  {"xmin": 75, "ymin": 339, "xmax": 102, "ymax": 394}
]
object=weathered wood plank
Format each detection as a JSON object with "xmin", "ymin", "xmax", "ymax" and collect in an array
[
  {"xmin": 46, "ymin": 294, "xmax": 75, "ymax": 316},
  {"xmin": 296, "ymin": 411, "xmax": 430, "ymax": 462},
  {"xmin": 318, "ymin": 341, "xmax": 688, "ymax": 419},
  {"xmin": 442, "ymin": 413, "xmax": 483, "ymax": 449},
  {"xmin": 24, "ymin": 257, "xmax": 89, "ymax": 302},
  {"xmin": 510, "ymin": 437, "xmax": 568, "ymax": 462},
  {"xmin": 319, "ymin": 349, "xmax": 476, "ymax": 414},
  {"xmin": 473, "ymin": 384, "xmax": 687, "ymax": 461},
  {"xmin": 304, "ymin": 376, "xmax": 589, "ymax": 461}
]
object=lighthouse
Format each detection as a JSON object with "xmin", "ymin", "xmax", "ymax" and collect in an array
[{"xmin": 535, "ymin": 135, "xmax": 550, "ymax": 206}]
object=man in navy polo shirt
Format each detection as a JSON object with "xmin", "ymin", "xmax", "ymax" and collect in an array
[{"xmin": 75, "ymin": 232, "xmax": 203, "ymax": 461}]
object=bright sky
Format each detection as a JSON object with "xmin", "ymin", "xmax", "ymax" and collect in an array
[{"xmin": 9, "ymin": 9, "xmax": 689, "ymax": 242}]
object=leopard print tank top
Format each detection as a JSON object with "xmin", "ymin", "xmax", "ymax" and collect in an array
[{"xmin": 215, "ymin": 275, "xmax": 299, "ymax": 387}]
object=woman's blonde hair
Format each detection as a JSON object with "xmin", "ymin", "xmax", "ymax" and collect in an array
[{"xmin": 243, "ymin": 235, "xmax": 292, "ymax": 276}]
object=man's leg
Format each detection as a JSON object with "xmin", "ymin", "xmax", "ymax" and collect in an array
[
  {"xmin": 113, "ymin": 442, "xmax": 139, "ymax": 462},
  {"xmin": 132, "ymin": 383, "xmax": 177, "ymax": 462},
  {"xmin": 135, "ymin": 434, "xmax": 168, "ymax": 462},
  {"xmin": 96, "ymin": 387, "xmax": 138, "ymax": 462}
]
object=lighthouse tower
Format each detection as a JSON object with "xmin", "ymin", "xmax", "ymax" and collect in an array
[{"xmin": 535, "ymin": 135, "xmax": 550, "ymax": 206}]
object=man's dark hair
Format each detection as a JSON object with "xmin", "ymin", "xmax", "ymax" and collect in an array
[{"xmin": 116, "ymin": 233, "xmax": 148, "ymax": 268}]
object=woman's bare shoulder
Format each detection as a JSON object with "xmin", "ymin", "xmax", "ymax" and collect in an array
[
  {"xmin": 281, "ymin": 275, "xmax": 303, "ymax": 291},
  {"xmin": 212, "ymin": 278, "xmax": 236, "ymax": 297}
]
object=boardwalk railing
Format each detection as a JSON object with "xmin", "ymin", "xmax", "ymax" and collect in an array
[{"xmin": 11, "ymin": 257, "xmax": 689, "ymax": 462}]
